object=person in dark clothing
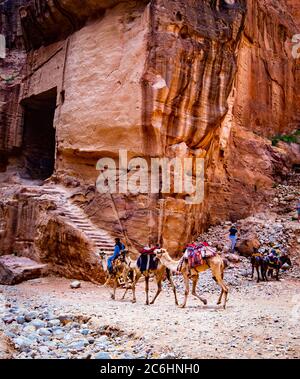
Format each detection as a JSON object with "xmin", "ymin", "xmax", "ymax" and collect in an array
[
  {"xmin": 229, "ymin": 224, "xmax": 238, "ymax": 252},
  {"xmin": 107, "ymin": 238, "xmax": 125, "ymax": 273}
]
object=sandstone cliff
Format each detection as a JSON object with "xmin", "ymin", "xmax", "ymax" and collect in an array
[{"xmin": 0, "ymin": 1, "xmax": 299, "ymax": 280}]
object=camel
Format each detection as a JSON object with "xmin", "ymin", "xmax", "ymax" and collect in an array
[
  {"xmin": 122, "ymin": 254, "xmax": 179, "ymax": 306},
  {"xmin": 155, "ymin": 249, "xmax": 229, "ymax": 309},
  {"xmin": 98, "ymin": 250, "xmax": 135, "ymax": 300}
]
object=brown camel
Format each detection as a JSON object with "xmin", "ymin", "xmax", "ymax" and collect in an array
[
  {"xmin": 122, "ymin": 255, "xmax": 179, "ymax": 306},
  {"xmin": 98, "ymin": 250, "xmax": 135, "ymax": 301},
  {"xmin": 155, "ymin": 249, "xmax": 229, "ymax": 309}
]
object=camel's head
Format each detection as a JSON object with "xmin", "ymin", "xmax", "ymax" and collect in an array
[
  {"xmin": 154, "ymin": 248, "xmax": 168, "ymax": 259},
  {"xmin": 97, "ymin": 250, "xmax": 107, "ymax": 268},
  {"xmin": 98, "ymin": 250, "xmax": 106, "ymax": 259}
]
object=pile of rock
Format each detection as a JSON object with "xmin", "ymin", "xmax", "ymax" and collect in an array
[
  {"xmin": 197, "ymin": 170, "xmax": 300, "ymax": 258},
  {"xmin": 0, "ymin": 297, "xmax": 179, "ymax": 359},
  {"xmin": 270, "ymin": 181, "xmax": 299, "ymax": 216},
  {"xmin": 197, "ymin": 223, "xmax": 230, "ymax": 252},
  {"xmin": 197, "ymin": 213, "xmax": 299, "ymax": 264},
  {"xmin": 238, "ymin": 215, "xmax": 290, "ymax": 254}
]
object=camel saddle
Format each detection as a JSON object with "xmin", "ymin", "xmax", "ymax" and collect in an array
[
  {"xmin": 180, "ymin": 242, "xmax": 217, "ymax": 270},
  {"xmin": 137, "ymin": 247, "xmax": 158, "ymax": 272},
  {"xmin": 139, "ymin": 247, "xmax": 156, "ymax": 255}
]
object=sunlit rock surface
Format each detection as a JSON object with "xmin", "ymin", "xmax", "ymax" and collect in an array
[{"xmin": 0, "ymin": 0, "xmax": 299, "ymax": 279}]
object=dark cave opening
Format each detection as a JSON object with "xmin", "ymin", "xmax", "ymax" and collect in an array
[{"xmin": 21, "ymin": 88, "xmax": 57, "ymax": 180}]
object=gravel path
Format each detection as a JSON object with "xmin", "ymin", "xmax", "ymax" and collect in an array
[{"xmin": 1, "ymin": 268, "xmax": 299, "ymax": 359}]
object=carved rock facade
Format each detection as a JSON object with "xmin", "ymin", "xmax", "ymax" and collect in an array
[{"xmin": 0, "ymin": 1, "xmax": 299, "ymax": 279}]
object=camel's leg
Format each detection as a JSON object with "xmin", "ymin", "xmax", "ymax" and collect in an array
[
  {"xmin": 191, "ymin": 275, "xmax": 207, "ymax": 305},
  {"xmin": 221, "ymin": 280, "xmax": 228, "ymax": 309},
  {"xmin": 111, "ymin": 279, "xmax": 117, "ymax": 300},
  {"xmin": 150, "ymin": 276, "xmax": 162, "ymax": 305},
  {"xmin": 166, "ymin": 268, "xmax": 179, "ymax": 306},
  {"xmin": 121, "ymin": 268, "xmax": 130, "ymax": 300},
  {"xmin": 131, "ymin": 271, "xmax": 141, "ymax": 304},
  {"xmin": 217, "ymin": 287, "xmax": 224, "ymax": 305},
  {"xmin": 251, "ymin": 264, "xmax": 254, "ymax": 279},
  {"xmin": 145, "ymin": 275, "xmax": 150, "ymax": 305},
  {"xmin": 213, "ymin": 269, "xmax": 229, "ymax": 309},
  {"xmin": 121, "ymin": 287, "xmax": 129, "ymax": 300},
  {"xmin": 103, "ymin": 275, "xmax": 111, "ymax": 287},
  {"xmin": 276, "ymin": 268, "xmax": 280, "ymax": 281},
  {"xmin": 212, "ymin": 274, "xmax": 224, "ymax": 305},
  {"xmin": 180, "ymin": 273, "xmax": 190, "ymax": 308}
]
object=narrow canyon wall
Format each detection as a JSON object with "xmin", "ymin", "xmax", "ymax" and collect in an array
[
  {"xmin": 0, "ymin": 0, "xmax": 28, "ymax": 171},
  {"xmin": 235, "ymin": 0, "xmax": 300, "ymax": 137},
  {"xmin": 205, "ymin": 0, "xmax": 300, "ymax": 225}
]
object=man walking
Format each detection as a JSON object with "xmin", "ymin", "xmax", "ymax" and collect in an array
[{"xmin": 229, "ymin": 224, "xmax": 238, "ymax": 253}]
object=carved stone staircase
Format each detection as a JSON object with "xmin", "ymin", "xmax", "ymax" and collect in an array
[
  {"xmin": 20, "ymin": 184, "xmax": 115, "ymax": 254},
  {"xmin": 59, "ymin": 201, "xmax": 115, "ymax": 254}
]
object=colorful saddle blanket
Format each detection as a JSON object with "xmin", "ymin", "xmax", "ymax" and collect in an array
[{"xmin": 182, "ymin": 242, "xmax": 217, "ymax": 269}]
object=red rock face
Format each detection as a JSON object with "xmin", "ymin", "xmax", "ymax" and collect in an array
[
  {"xmin": 0, "ymin": 0, "xmax": 300, "ymax": 268},
  {"xmin": 235, "ymin": 0, "xmax": 300, "ymax": 137},
  {"xmin": 0, "ymin": 0, "xmax": 27, "ymax": 170},
  {"xmin": 19, "ymin": 0, "xmax": 136, "ymax": 50}
]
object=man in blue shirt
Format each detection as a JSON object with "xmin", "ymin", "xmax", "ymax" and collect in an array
[
  {"xmin": 107, "ymin": 238, "xmax": 125, "ymax": 273},
  {"xmin": 229, "ymin": 224, "xmax": 238, "ymax": 253}
]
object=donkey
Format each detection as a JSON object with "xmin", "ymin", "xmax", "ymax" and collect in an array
[
  {"xmin": 251, "ymin": 254, "xmax": 265, "ymax": 283},
  {"xmin": 261, "ymin": 255, "xmax": 292, "ymax": 281}
]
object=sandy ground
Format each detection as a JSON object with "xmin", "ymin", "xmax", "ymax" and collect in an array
[{"xmin": 1, "ymin": 273, "xmax": 300, "ymax": 359}]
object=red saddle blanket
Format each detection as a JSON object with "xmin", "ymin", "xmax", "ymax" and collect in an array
[
  {"xmin": 183, "ymin": 242, "xmax": 217, "ymax": 269},
  {"xmin": 140, "ymin": 247, "xmax": 156, "ymax": 255}
]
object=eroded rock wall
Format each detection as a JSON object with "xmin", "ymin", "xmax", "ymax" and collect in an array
[
  {"xmin": 205, "ymin": 0, "xmax": 300, "ymax": 225},
  {"xmin": 235, "ymin": 0, "xmax": 300, "ymax": 137},
  {"xmin": 1, "ymin": 0, "xmax": 300, "ymax": 259},
  {"xmin": 19, "ymin": 0, "xmax": 149, "ymax": 50},
  {"xmin": 0, "ymin": 0, "xmax": 27, "ymax": 171},
  {"xmin": 0, "ymin": 188, "xmax": 105, "ymax": 282}
]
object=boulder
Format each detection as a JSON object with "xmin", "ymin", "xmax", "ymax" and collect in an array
[
  {"xmin": 70, "ymin": 280, "xmax": 81, "ymax": 289},
  {"xmin": 0, "ymin": 255, "xmax": 48, "ymax": 285},
  {"xmin": 226, "ymin": 254, "xmax": 241, "ymax": 264},
  {"xmin": 236, "ymin": 237, "xmax": 260, "ymax": 257}
]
